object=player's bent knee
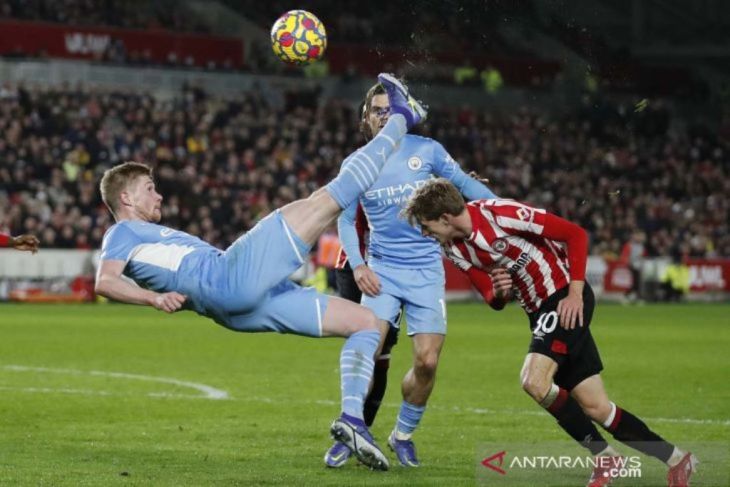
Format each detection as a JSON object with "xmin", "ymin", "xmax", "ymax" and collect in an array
[
  {"xmin": 521, "ymin": 374, "xmax": 550, "ymax": 402},
  {"xmin": 354, "ymin": 307, "xmax": 380, "ymax": 333}
]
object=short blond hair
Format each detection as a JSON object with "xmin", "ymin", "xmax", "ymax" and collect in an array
[
  {"xmin": 100, "ymin": 162, "xmax": 152, "ymax": 217},
  {"xmin": 403, "ymin": 178, "xmax": 465, "ymax": 225}
]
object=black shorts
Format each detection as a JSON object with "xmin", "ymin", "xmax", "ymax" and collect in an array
[
  {"xmin": 335, "ymin": 265, "xmax": 363, "ymax": 304},
  {"xmin": 527, "ymin": 283, "xmax": 603, "ymax": 391}
]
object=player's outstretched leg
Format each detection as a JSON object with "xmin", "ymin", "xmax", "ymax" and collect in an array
[
  {"xmin": 571, "ymin": 375, "xmax": 698, "ymax": 487},
  {"xmin": 601, "ymin": 403, "xmax": 697, "ymax": 487},
  {"xmin": 281, "ymin": 73, "xmax": 427, "ymax": 250},
  {"xmin": 377, "ymin": 73, "xmax": 428, "ymax": 128},
  {"xmin": 325, "ymin": 74, "xmax": 427, "ymax": 212},
  {"xmin": 520, "ymin": 354, "xmax": 625, "ymax": 486}
]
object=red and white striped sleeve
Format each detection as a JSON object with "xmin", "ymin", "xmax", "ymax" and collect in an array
[
  {"xmin": 481, "ymin": 200, "xmax": 547, "ymax": 236},
  {"xmin": 445, "ymin": 242, "xmax": 507, "ymax": 310},
  {"xmin": 484, "ymin": 200, "xmax": 588, "ymax": 281},
  {"xmin": 444, "ymin": 244, "xmax": 472, "ymax": 271}
]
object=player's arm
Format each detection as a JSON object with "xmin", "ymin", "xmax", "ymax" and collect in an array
[
  {"xmin": 0, "ymin": 233, "xmax": 40, "ymax": 253},
  {"xmin": 537, "ymin": 213, "xmax": 589, "ymax": 330},
  {"xmin": 466, "ymin": 266, "xmax": 512, "ymax": 310},
  {"xmin": 431, "ymin": 141, "xmax": 498, "ymax": 200},
  {"xmin": 445, "ymin": 246, "xmax": 510, "ymax": 310},
  {"xmin": 337, "ymin": 201, "xmax": 380, "ymax": 296},
  {"xmin": 95, "ymin": 259, "xmax": 186, "ymax": 313}
]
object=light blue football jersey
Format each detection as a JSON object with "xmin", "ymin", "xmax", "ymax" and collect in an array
[
  {"xmin": 339, "ymin": 135, "xmax": 496, "ymax": 269},
  {"xmin": 100, "ymin": 220, "xmax": 221, "ymax": 315}
]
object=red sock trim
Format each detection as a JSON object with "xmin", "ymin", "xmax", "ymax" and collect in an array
[
  {"xmin": 546, "ymin": 387, "xmax": 569, "ymax": 414},
  {"xmin": 608, "ymin": 406, "xmax": 623, "ymax": 432}
]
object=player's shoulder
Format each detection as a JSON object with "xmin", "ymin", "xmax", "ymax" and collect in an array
[
  {"xmin": 472, "ymin": 199, "xmax": 545, "ymax": 230},
  {"xmin": 403, "ymin": 133, "xmax": 434, "ymax": 145},
  {"xmin": 468, "ymin": 198, "xmax": 521, "ymax": 219},
  {"xmin": 102, "ymin": 220, "xmax": 156, "ymax": 242},
  {"xmin": 403, "ymin": 134, "xmax": 445, "ymax": 153},
  {"xmin": 103, "ymin": 220, "xmax": 129, "ymax": 240},
  {"xmin": 471, "ymin": 198, "xmax": 533, "ymax": 210}
]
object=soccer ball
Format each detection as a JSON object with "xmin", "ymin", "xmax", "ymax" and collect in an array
[{"xmin": 270, "ymin": 10, "xmax": 327, "ymax": 65}]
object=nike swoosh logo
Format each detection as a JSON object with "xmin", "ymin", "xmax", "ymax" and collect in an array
[
  {"xmin": 330, "ymin": 451, "xmax": 347, "ymax": 461},
  {"xmin": 160, "ymin": 229, "xmax": 174, "ymax": 237}
]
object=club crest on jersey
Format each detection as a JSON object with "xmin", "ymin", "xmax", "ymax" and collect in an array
[
  {"xmin": 407, "ymin": 157, "xmax": 423, "ymax": 171},
  {"xmin": 516, "ymin": 208, "xmax": 532, "ymax": 221},
  {"xmin": 492, "ymin": 238, "xmax": 508, "ymax": 253}
]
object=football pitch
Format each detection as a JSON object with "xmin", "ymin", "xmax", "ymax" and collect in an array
[{"xmin": 0, "ymin": 303, "xmax": 728, "ymax": 486}]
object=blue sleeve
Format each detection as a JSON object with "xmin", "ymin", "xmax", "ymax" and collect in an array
[
  {"xmin": 100, "ymin": 224, "xmax": 141, "ymax": 261},
  {"xmin": 432, "ymin": 141, "xmax": 498, "ymax": 200},
  {"xmin": 337, "ymin": 201, "xmax": 365, "ymax": 269}
]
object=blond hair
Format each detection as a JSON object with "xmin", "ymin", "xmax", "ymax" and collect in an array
[
  {"xmin": 403, "ymin": 178, "xmax": 465, "ymax": 225},
  {"xmin": 99, "ymin": 162, "xmax": 153, "ymax": 217}
]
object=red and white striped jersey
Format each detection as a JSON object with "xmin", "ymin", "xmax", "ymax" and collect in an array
[{"xmin": 445, "ymin": 199, "xmax": 575, "ymax": 313}]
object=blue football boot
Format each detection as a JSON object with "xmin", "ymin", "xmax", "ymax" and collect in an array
[
  {"xmin": 377, "ymin": 73, "xmax": 428, "ymax": 129},
  {"xmin": 330, "ymin": 413, "xmax": 389, "ymax": 471},
  {"xmin": 323, "ymin": 441, "xmax": 351, "ymax": 468},
  {"xmin": 388, "ymin": 431, "xmax": 420, "ymax": 467}
]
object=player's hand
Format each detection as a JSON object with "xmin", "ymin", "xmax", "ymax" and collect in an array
[
  {"xmin": 557, "ymin": 292, "xmax": 584, "ymax": 330},
  {"xmin": 489, "ymin": 268, "xmax": 513, "ymax": 300},
  {"xmin": 468, "ymin": 171, "xmax": 490, "ymax": 185},
  {"xmin": 10, "ymin": 234, "xmax": 40, "ymax": 253},
  {"xmin": 353, "ymin": 264, "xmax": 381, "ymax": 297},
  {"xmin": 152, "ymin": 292, "xmax": 187, "ymax": 313}
]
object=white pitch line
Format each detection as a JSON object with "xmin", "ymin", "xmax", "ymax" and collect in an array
[
  {"xmin": 0, "ymin": 386, "xmax": 115, "ymax": 396},
  {"xmin": 2, "ymin": 365, "xmax": 229, "ymax": 400},
  {"xmin": 2, "ymin": 365, "xmax": 727, "ymax": 427},
  {"xmin": 241, "ymin": 396, "xmax": 730, "ymax": 427}
]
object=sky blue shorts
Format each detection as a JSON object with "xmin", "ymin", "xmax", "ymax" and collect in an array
[
  {"xmin": 203, "ymin": 209, "xmax": 329, "ymax": 337},
  {"xmin": 361, "ymin": 260, "xmax": 446, "ymax": 336},
  {"xmin": 223, "ymin": 280, "xmax": 329, "ymax": 337},
  {"xmin": 205, "ymin": 209, "xmax": 310, "ymax": 312}
]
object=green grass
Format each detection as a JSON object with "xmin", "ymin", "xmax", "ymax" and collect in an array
[{"xmin": 0, "ymin": 303, "xmax": 728, "ymax": 486}]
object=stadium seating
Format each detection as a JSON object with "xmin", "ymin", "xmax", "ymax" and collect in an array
[{"xmin": 0, "ymin": 83, "xmax": 726, "ymax": 259}]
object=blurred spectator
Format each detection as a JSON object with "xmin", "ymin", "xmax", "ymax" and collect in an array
[
  {"xmin": 620, "ymin": 231, "xmax": 647, "ymax": 302},
  {"xmin": 661, "ymin": 250, "xmax": 690, "ymax": 302},
  {"xmin": 480, "ymin": 65, "xmax": 503, "ymax": 94},
  {"xmin": 0, "ymin": 82, "xmax": 727, "ymax": 262}
]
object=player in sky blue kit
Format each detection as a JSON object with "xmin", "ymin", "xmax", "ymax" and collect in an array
[
  {"xmin": 325, "ymin": 81, "xmax": 498, "ymax": 468},
  {"xmin": 94, "ymin": 73, "xmax": 427, "ymax": 471}
]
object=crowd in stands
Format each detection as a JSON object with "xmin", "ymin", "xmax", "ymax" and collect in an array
[
  {"xmin": 0, "ymin": 0, "xmax": 207, "ymax": 32},
  {"xmin": 0, "ymin": 83, "xmax": 726, "ymax": 260}
]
